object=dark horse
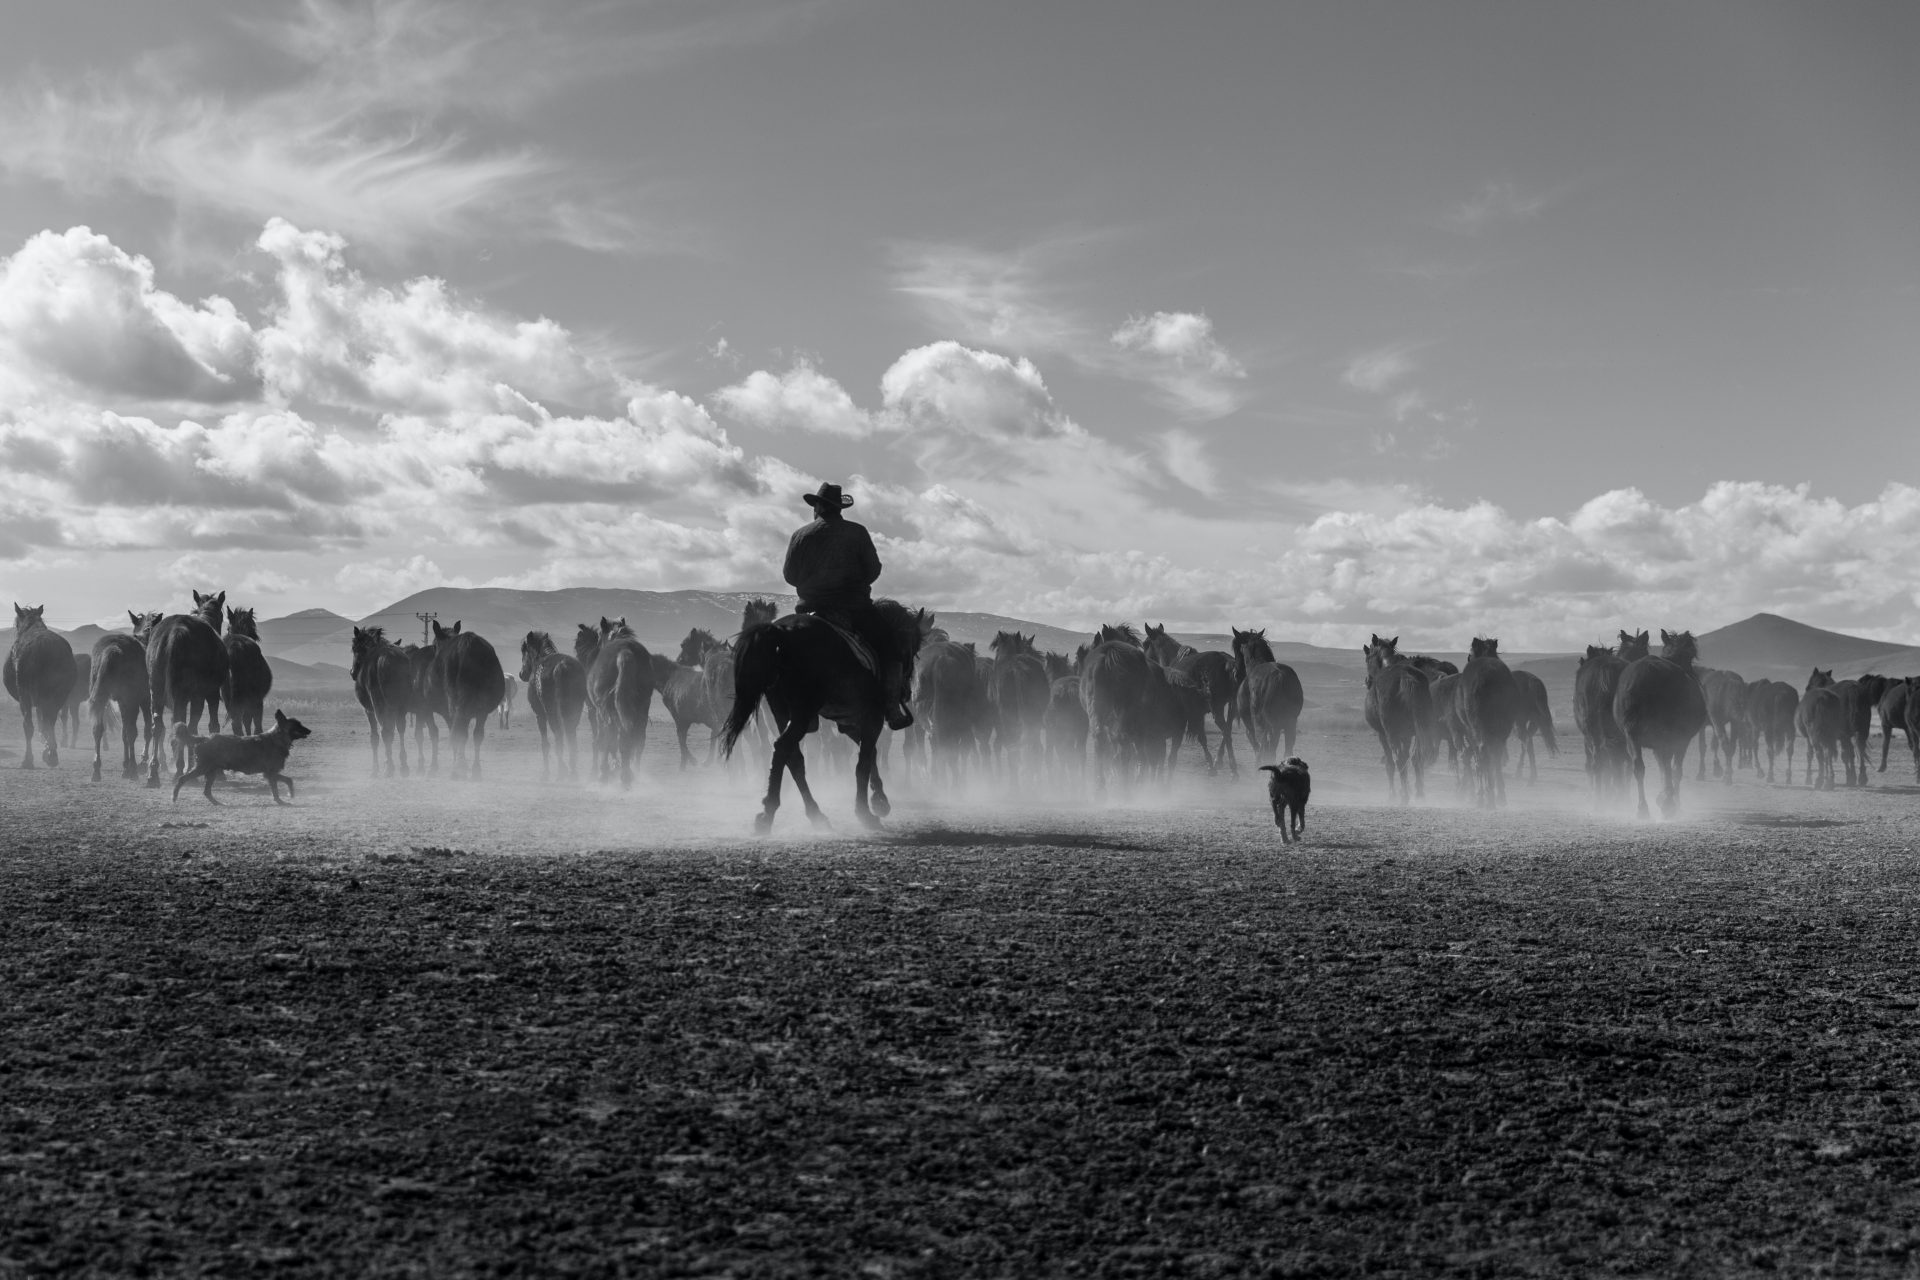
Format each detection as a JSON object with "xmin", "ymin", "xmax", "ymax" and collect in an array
[
  {"xmin": 1510, "ymin": 669, "xmax": 1558, "ymax": 782},
  {"xmin": 1877, "ymin": 678, "xmax": 1914, "ymax": 776},
  {"xmin": 404, "ymin": 642, "xmax": 441, "ymax": 773},
  {"xmin": 1145, "ymin": 623, "xmax": 1238, "ymax": 777},
  {"xmin": 1080, "ymin": 624, "xmax": 1152, "ymax": 794},
  {"xmin": 1745, "ymin": 677, "xmax": 1798, "ymax": 784},
  {"xmin": 1697, "ymin": 668, "xmax": 1749, "ymax": 786},
  {"xmin": 424, "ymin": 620, "xmax": 507, "ymax": 779},
  {"xmin": 911, "ymin": 635, "xmax": 981, "ymax": 789},
  {"xmin": 651, "ymin": 648, "xmax": 721, "ymax": 769},
  {"xmin": 522, "ymin": 631, "xmax": 588, "ymax": 779},
  {"xmin": 1459, "ymin": 637, "xmax": 1521, "ymax": 809},
  {"xmin": 1795, "ymin": 669, "xmax": 1845, "ymax": 791},
  {"xmin": 698, "ymin": 599, "xmax": 778, "ymax": 766},
  {"xmin": 586, "ymin": 617, "xmax": 655, "ymax": 789},
  {"xmin": 1362, "ymin": 634, "xmax": 1431, "ymax": 802},
  {"xmin": 222, "ymin": 605, "xmax": 274, "ymax": 736},
  {"xmin": 1231, "ymin": 628, "xmax": 1305, "ymax": 766},
  {"xmin": 91, "ymin": 611, "xmax": 160, "ymax": 781},
  {"xmin": 6, "ymin": 604, "xmax": 77, "ymax": 768},
  {"xmin": 352, "ymin": 626, "xmax": 415, "ymax": 777},
  {"xmin": 1613, "ymin": 629, "xmax": 1708, "ymax": 819},
  {"xmin": 1573, "ymin": 640, "xmax": 1632, "ymax": 798},
  {"xmin": 722, "ymin": 600, "xmax": 930, "ymax": 832},
  {"xmin": 146, "ymin": 590, "xmax": 229, "ymax": 786},
  {"xmin": 987, "ymin": 631, "xmax": 1052, "ymax": 781},
  {"xmin": 60, "ymin": 653, "xmax": 90, "ymax": 748}
]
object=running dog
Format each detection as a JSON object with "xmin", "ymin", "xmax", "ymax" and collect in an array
[
  {"xmin": 1259, "ymin": 756, "xmax": 1310, "ymax": 844},
  {"xmin": 172, "ymin": 710, "xmax": 312, "ymax": 805}
]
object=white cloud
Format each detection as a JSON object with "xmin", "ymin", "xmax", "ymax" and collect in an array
[
  {"xmin": 1110, "ymin": 311, "xmax": 1247, "ymax": 418},
  {"xmin": 711, "ymin": 360, "xmax": 879, "ymax": 437},
  {"xmin": 0, "ymin": 227, "xmax": 261, "ymax": 405},
  {"xmin": 1442, "ymin": 180, "xmax": 1560, "ymax": 235},
  {"xmin": 1160, "ymin": 430, "xmax": 1219, "ymax": 497},
  {"xmin": 1342, "ymin": 344, "xmax": 1418, "ymax": 394}
]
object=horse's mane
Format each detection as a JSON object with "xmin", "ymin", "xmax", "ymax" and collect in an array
[
  {"xmin": 226, "ymin": 607, "xmax": 260, "ymax": 640},
  {"xmin": 1233, "ymin": 628, "xmax": 1276, "ymax": 667},
  {"xmin": 1469, "ymin": 637, "xmax": 1500, "ymax": 658},
  {"xmin": 524, "ymin": 629, "xmax": 555, "ymax": 657},
  {"xmin": 574, "ymin": 622, "xmax": 602, "ymax": 662},
  {"xmin": 1042, "ymin": 650, "xmax": 1070, "ymax": 680},
  {"xmin": 1659, "ymin": 629, "xmax": 1698, "ymax": 668},
  {"xmin": 1096, "ymin": 622, "xmax": 1139, "ymax": 645},
  {"xmin": 876, "ymin": 599, "xmax": 931, "ymax": 662},
  {"xmin": 991, "ymin": 630, "xmax": 1036, "ymax": 658},
  {"xmin": 1408, "ymin": 654, "xmax": 1456, "ymax": 677},
  {"xmin": 742, "ymin": 598, "xmax": 779, "ymax": 630}
]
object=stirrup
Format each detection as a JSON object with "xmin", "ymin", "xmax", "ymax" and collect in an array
[{"xmin": 886, "ymin": 702, "xmax": 914, "ymax": 731}]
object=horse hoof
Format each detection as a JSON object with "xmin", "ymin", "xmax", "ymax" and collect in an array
[
  {"xmin": 872, "ymin": 793, "xmax": 892, "ymax": 818},
  {"xmin": 859, "ymin": 814, "xmax": 886, "ymax": 832},
  {"xmin": 17, "ymin": 759, "xmax": 33, "ymax": 770},
  {"xmin": 753, "ymin": 814, "xmax": 774, "ymax": 835},
  {"xmin": 145, "ymin": 776, "xmax": 160, "ymax": 789},
  {"xmin": 808, "ymin": 813, "xmax": 833, "ymax": 831},
  {"xmin": 91, "ymin": 764, "xmax": 102, "ymax": 782}
]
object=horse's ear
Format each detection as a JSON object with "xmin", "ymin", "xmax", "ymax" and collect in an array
[
  {"xmin": 212, "ymin": 591, "xmax": 225, "ymax": 609},
  {"xmin": 275, "ymin": 710, "xmax": 286, "ymax": 725},
  {"xmin": 129, "ymin": 610, "xmax": 141, "ymax": 627},
  {"xmin": 453, "ymin": 621, "xmax": 462, "ymax": 634}
]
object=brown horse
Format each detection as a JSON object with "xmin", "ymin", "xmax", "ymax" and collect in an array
[
  {"xmin": 90, "ymin": 612, "xmax": 160, "ymax": 781},
  {"xmin": 911, "ymin": 637, "xmax": 981, "ymax": 789},
  {"xmin": 1877, "ymin": 679, "xmax": 1914, "ymax": 776},
  {"xmin": 424, "ymin": 620, "xmax": 507, "ymax": 779},
  {"xmin": 1457, "ymin": 637, "xmax": 1520, "ymax": 808},
  {"xmin": 6, "ymin": 604, "xmax": 77, "ymax": 768},
  {"xmin": 1509, "ymin": 668, "xmax": 1558, "ymax": 782},
  {"xmin": 1795, "ymin": 669, "xmax": 1846, "ymax": 791},
  {"xmin": 222, "ymin": 606, "xmax": 274, "ymax": 736},
  {"xmin": 1231, "ymin": 628, "xmax": 1305, "ymax": 766},
  {"xmin": 1697, "ymin": 668, "xmax": 1748, "ymax": 785},
  {"xmin": 1613, "ymin": 630, "xmax": 1708, "ymax": 818},
  {"xmin": 1080, "ymin": 625, "xmax": 1153, "ymax": 794},
  {"xmin": 586, "ymin": 617, "xmax": 655, "ymax": 788},
  {"xmin": 988, "ymin": 631, "xmax": 1052, "ymax": 781},
  {"xmin": 352, "ymin": 626, "xmax": 415, "ymax": 777},
  {"xmin": 145, "ymin": 590, "xmax": 229, "ymax": 785},
  {"xmin": 521, "ymin": 630, "xmax": 587, "ymax": 779},
  {"xmin": 1744, "ymin": 678, "xmax": 1798, "ymax": 784},
  {"xmin": 1145, "ymin": 623, "xmax": 1238, "ymax": 777},
  {"xmin": 1361, "ymin": 634, "xmax": 1431, "ymax": 802},
  {"xmin": 650, "ymin": 650, "xmax": 721, "ymax": 769},
  {"xmin": 60, "ymin": 652, "xmax": 90, "ymax": 748}
]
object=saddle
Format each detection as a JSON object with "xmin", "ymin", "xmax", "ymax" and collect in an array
[{"xmin": 802, "ymin": 610, "xmax": 879, "ymax": 678}]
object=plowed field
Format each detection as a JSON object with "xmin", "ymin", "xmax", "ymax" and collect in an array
[{"xmin": 6, "ymin": 704, "xmax": 1920, "ymax": 1276}]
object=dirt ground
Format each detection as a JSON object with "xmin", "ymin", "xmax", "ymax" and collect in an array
[{"xmin": 6, "ymin": 700, "xmax": 1920, "ymax": 1276}]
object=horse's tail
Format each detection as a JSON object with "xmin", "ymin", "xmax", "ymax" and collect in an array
[
  {"xmin": 721, "ymin": 625, "xmax": 779, "ymax": 758},
  {"xmin": 1536, "ymin": 691, "xmax": 1560, "ymax": 755}
]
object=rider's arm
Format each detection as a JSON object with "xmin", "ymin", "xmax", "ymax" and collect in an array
[
  {"xmin": 781, "ymin": 528, "xmax": 806, "ymax": 589},
  {"xmin": 858, "ymin": 527, "xmax": 881, "ymax": 585}
]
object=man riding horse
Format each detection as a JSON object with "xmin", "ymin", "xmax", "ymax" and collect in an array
[{"xmin": 783, "ymin": 481, "xmax": 913, "ymax": 731}]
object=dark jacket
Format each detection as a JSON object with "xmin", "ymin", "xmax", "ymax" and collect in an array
[{"xmin": 783, "ymin": 516, "xmax": 881, "ymax": 613}]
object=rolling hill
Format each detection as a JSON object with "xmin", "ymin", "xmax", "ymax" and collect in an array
[{"xmin": 1694, "ymin": 612, "xmax": 1913, "ymax": 674}]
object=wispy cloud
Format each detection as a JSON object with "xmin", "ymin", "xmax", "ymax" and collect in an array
[
  {"xmin": 894, "ymin": 241, "xmax": 1250, "ymax": 419},
  {"xmin": 1441, "ymin": 180, "xmax": 1561, "ymax": 235},
  {"xmin": 0, "ymin": 0, "xmax": 807, "ymax": 255},
  {"xmin": 1341, "ymin": 343, "xmax": 1421, "ymax": 395}
]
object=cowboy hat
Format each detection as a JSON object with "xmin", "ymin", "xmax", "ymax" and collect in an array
[{"xmin": 802, "ymin": 481, "xmax": 854, "ymax": 510}]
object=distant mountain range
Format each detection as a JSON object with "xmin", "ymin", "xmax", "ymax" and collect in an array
[{"xmin": 4, "ymin": 599, "xmax": 1916, "ymax": 706}]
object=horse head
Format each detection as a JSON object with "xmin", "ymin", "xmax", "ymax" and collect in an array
[
  {"xmin": 574, "ymin": 622, "xmax": 602, "ymax": 664},
  {"xmin": 521, "ymin": 630, "xmax": 555, "ymax": 681},
  {"xmin": 1659, "ymin": 629, "xmax": 1698, "ymax": 668},
  {"xmin": 1580, "ymin": 644, "xmax": 1614, "ymax": 668},
  {"xmin": 1043, "ymin": 650, "xmax": 1070, "ymax": 680},
  {"xmin": 431, "ymin": 619, "xmax": 463, "ymax": 647},
  {"xmin": 1073, "ymin": 643, "xmax": 1089, "ymax": 674},
  {"xmin": 990, "ymin": 630, "xmax": 1035, "ymax": 659},
  {"xmin": 1469, "ymin": 637, "xmax": 1499, "ymax": 658},
  {"xmin": 350, "ymin": 625, "xmax": 386, "ymax": 680},
  {"xmin": 599, "ymin": 615, "xmax": 634, "ymax": 642},
  {"xmin": 1096, "ymin": 623, "xmax": 1140, "ymax": 647},
  {"xmin": 677, "ymin": 627, "xmax": 719, "ymax": 666},
  {"xmin": 1618, "ymin": 630, "xmax": 1651, "ymax": 661},
  {"xmin": 129, "ymin": 610, "xmax": 163, "ymax": 642},
  {"xmin": 1805, "ymin": 667, "xmax": 1834, "ymax": 691},
  {"xmin": 13, "ymin": 603, "xmax": 46, "ymax": 633},
  {"xmin": 742, "ymin": 598, "xmax": 779, "ymax": 630},
  {"xmin": 190, "ymin": 589, "xmax": 226, "ymax": 629},
  {"xmin": 225, "ymin": 606, "xmax": 259, "ymax": 640}
]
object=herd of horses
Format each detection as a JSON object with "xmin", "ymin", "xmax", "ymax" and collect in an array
[{"xmin": 9, "ymin": 593, "xmax": 1918, "ymax": 830}]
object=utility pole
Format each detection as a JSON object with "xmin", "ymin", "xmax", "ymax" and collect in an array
[{"xmin": 415, "ymin": 612, "xmax": 437, "ymax": 644}]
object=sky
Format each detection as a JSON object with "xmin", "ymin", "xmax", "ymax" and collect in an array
[{"xmin": 0, "ymin": 0, "xmax": 1916, "ymax": 648}]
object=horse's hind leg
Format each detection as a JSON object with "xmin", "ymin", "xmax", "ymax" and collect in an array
[
  {"xmin": 1628, "ymin": 744, "xmax": 1651, "ymax": 819},
  {"xmin": 854, "ymin": 734, "xmax": 884, "ymax": 830},
  {"xmin": 756, "ymin": 720, "xmax": 802, "ymax": 833},
  {"xmin": 19, "ymin": 702, "xmax": 36, "ymax": 770},
  {"xmin": 470, "ymin": 718, "xmax": 487, "ymax": 781}
]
